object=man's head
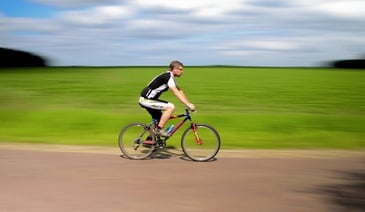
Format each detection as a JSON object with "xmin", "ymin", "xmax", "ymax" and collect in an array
[{"xmin": 169, "ymin": 60, "xmax": 184, "ymax": 77}]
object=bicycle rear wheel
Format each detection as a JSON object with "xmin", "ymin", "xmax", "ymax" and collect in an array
[
  {"xmin": 118, "ymin": 123, "xmax": 155, "ymax": 160},
  {"xmin": 181, "ymin": 124, "xmax": 221, "ymax": 162}
]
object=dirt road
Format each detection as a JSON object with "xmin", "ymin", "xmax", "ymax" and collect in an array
[{"xmin": 0, "ymin": 144, "xmax": 364, "ymax": 211}]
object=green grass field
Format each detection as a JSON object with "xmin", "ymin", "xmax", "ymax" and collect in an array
[{"xmin": 0, "ymin": 66, "xmax": 364, "ymax": 149}]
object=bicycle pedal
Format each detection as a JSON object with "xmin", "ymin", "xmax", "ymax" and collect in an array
[{"xmin": 133, "ymin": 144, "xmax": 139, "ymax": 150}]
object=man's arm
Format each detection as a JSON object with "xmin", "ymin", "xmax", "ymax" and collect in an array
[{"xmin": 170, "ymin": 86, "xmax": 195, "ymax": 110}]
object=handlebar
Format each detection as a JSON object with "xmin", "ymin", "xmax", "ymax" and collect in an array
[{"xmin": 185, "ymin": 108, "xmax": 196, "ymax": 113}]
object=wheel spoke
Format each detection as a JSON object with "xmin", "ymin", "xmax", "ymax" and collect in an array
[
  {"xmin": 118, "ymin": 123, "xmax": 155, "ymax": 160},
  {"xmin": 181, "ymin": 124, "xmax": 220, "ymax": 162}
]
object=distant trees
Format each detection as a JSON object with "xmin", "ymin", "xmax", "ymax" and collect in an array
[
  {"xmin": 0, "ymin": 47, "xmax": 48, "ymax": 67},
  {"xmin": 332, "ymin": 59, "xmax": 365, "ymax": 69}
]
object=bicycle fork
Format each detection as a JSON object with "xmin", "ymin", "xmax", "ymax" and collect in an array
[{"xmin": 192, "ymin": 123, "xmax": 202, "ymax": 145}]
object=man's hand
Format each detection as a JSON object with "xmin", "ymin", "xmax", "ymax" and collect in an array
[{"xmin": 188, "ymin": 103, "xmax": 196, "ymax": 112}]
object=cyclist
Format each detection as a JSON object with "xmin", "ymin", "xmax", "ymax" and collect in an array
[{"xmin": 139, "ymin": 60, "xmax": 195, "ymax": 137}]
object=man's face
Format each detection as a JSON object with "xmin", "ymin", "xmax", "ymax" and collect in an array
[{"xmin": 172, "ymin": 66, "xmax": 184, "ymax": 77}]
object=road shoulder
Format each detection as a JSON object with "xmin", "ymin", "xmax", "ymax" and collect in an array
[{"xmin": 1, "ymin": 142, "xmax": 364, "ymax": 159}]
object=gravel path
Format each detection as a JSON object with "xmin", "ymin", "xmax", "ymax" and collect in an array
[{"xmin": 1, "ymin": 144, "xmax": 364, "ymax": 211}]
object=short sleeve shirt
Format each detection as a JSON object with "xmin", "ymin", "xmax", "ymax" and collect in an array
[{"xmin": 140, "ymin": 71, "xmax": 176, "ymax": 99}]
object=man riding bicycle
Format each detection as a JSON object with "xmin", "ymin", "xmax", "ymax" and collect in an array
[{"xmin": 139, "ymin": 60, "xmax": 195, "ymax": 137}]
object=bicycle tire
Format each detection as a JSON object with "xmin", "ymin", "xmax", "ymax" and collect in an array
[
  {"xmin": 118, "ymin": 122, "xmax": 155, "ymax": 160},
  {"xmin": 181, "ymin": 124, "xmax": 221, "ymax": 162}
]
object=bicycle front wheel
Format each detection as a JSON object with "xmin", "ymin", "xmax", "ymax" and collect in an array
[
  {"xmin": 118, "ymin": 123, "xmax": 155, "ymax": 160},
  {"xmin": 181, "ymin": 124, "xmax": 221, "ymax": 162}
]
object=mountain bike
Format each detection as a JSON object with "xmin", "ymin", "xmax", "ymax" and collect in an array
[{"xmin": 118, "ymin": 109, "xmax": 221, "ymax": 162}]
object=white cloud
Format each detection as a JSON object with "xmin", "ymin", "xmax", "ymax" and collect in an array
[
  {"xmin": 246, "ymin": 41, "xmax": 299, "ymax": 51},
  {"xmin": 1, "ymin": 0, "xmax": 365, "ymax": 66},
  {"xmin": 315, "ymin": 1, "xmax": 365, "ymax": 18},
  {"xmin": 133, "ymin": 0, "xmax": 244, "ymax": 10},
  {"xmin": 59, "ymin": 5, "xmax": 133, "ymax": 26}
]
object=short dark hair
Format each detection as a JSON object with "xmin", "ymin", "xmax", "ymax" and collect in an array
[{"xmin": 169, "ymin": 60, "xmax": 184, "ymax": 70}]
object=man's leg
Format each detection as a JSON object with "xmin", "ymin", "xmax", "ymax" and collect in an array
[
  {"xmin": 139, "ymin": 97, "xmax": 175, "ymax": 132},
  {"xmin": 140, "ymin": 104, "xmax": 162, "ymax": 123},
  {"xmin": 158, "ymin": 103, "xmax": 175, "ymax": 128}
]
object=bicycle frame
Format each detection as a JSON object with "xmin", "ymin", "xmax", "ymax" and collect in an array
[
  {"xmin": 167, "ymin": 109, "xmax": 191, "ymax": 135},
  {"xmin": 157, "ymin": 109, "xmax": 202, "ymax": 144}
]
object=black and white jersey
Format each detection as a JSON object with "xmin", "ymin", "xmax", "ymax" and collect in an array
[{"xmin": 140, "ymin": 71, "xmax": 177, "ymax": 99}]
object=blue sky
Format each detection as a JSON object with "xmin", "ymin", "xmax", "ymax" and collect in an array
[
  {"xmin": 0, "ymin": 0, "xmax": 56, "ymax": 17},
  {"xmin": 1, "ymin": 0, "xmax": 365, "ymax": 66}
]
